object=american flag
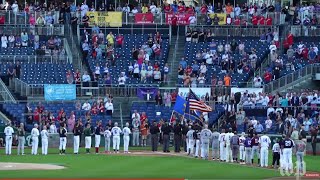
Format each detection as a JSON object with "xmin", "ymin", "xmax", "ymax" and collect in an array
[{"xmin": 186, "ymin": 89, "xmax": 212, "ymax": 112}]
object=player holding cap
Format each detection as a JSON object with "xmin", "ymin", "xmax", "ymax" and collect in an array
[
  {"xmin": 123, "ymin": 122, "xmax": 132, "ymax": 153},
  {"xmin": 104, "ymin": 126, "xmax": 112, "ymax": 153},
  {"xmin": 218, "ymin": 129, "xmax": 226, "ymax": 162},
  {"xmin": 59, "ymin": 123, "xmax": 67, "ymax": 155},
  {"xmin": 259, "ymin": 131, "xmax": 271, "ymax": 167},
  {"xmin": 225, "ymin": 128, "xmax": 234, "ymax": 163},
  {"xmin": 200, "ymin": 124, "xmax": 212, "ymax": 160},
  {"xmin": 111, "ymin": 122, "xmax": 122, "ymax": 153},
  {"xmin": 4, "ymin": 122, "xmax": 14, "ymax": 155},
  {"xmin": 186, "ymin": 126, "xmax": 195, "ymax": 156},
  {"xmin": 31, "ymin": 123, "xmax": 40, "ymax": 155},
  {"xmin": 239, "ymin": 132, "xmax": 246, "ymax": 164},
  {"xmin": 211, "ymin": 128, "xmax": 220, "ymax": 161},
  {"xmin": 281, "ymin": 134, "xmax": 295, "ymax": 173},
  {"xmin": 41, "ymin": 126, "xmax": 49, "ymax": 155}
]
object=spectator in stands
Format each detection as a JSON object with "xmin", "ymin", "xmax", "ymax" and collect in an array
[
  {"xmin": 224, "ymin": 74, "xmax": 231, "ymax": 87},
  {"xmin": 164, "ymin": 92, "xmax": 172, "ymax": 108},
  {"xmin": 68, "ymin": 111, "xmax": 75, "ymax": 132},
  {"xmin": 82, "ymin": 71, "xmax": 91, "ymax": 86},
  {"xmin": 253, "ymin": 75, "xmax": 263, "ymax": 88},
  {"xmin": 153, "ymin": 68, "xmax": 161, "ymax": 82},
  {"xmin": 1, "ymin": 34, "xmax": 8, "ymax": 48},
  {"xmin": 105, "ymin": 100, "xmax": 113, "ymax": 116},
  {"xmin": 265, "ymin": 116, "xmax": 273, "ymax": 133},
  {"xmin": 308, "ymin": 48, "xmax": 317, "ymax": 62},
  {"xmin": 66, "ymin": 69, "xmax": 74, "ymax": 84},
  {"xmin": 8, "ymin": 34, "xmax": 14, "ymax": 47},
  {"xmin": 255, "ymin": 121, "xmax": 264, "ymax": 134},
  {"xmin": 155, "ymin": 91, "xmax": 163, "ymax": 106},
  {"xmin": 74, "ymin": 69, "xmax": 81, "ymax": 84}
]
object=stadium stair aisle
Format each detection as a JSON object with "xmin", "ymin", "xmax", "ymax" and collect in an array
[{"xmin": 167, "ymin": 36, "xmax": 185, "ymax": 87}]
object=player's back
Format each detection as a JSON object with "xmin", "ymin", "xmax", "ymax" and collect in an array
[
  {"xmin": 231, "ymin": 134, "xmax": 239, "ymax": 145},
  {"xmin": 122, "ymin": 127, "xmax": 131, "ymax": 136},
  {"xmin": 187, "ymin": 130, "xmax": 194, "ymax": 140},
  {"xmin": 111, "ymin": 127, "xmax": 121, "ymax": 136},
  {"xmin": 201, "ymin": 129, "xmax": 212, "ymax": 141},
  {"xmin": 239, "ymin": 136, "xmax": 245, "ymax": 146},
  {"xmin": 219, "ymin": 133, "xmax": 226, "ymax": 143},
  {"xmin": 212, "ymin": 131, "xmax": 220, "ymax": 146},
  {"xmin": 259, "ymin": 135, "xmax": 271, "ymax": 147}
]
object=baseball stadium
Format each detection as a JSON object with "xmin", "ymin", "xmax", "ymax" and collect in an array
[{"xmin": 0, "ymin": 0, "xmax": 320, "ymax": 180}]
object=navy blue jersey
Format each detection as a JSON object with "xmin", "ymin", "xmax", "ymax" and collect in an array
[
  {"xmin": 251, "ymin": 136, "xmax": 259, "ymax": 146},
  {"xmin": 244, "ymin": 137, "xmax": 252, "ymax": 147},
  {"xmin": 283, "ymin": 139, "xmax": 294, "ymax": 148}
]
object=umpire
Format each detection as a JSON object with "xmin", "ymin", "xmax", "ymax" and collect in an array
[
  {"xmin": 150, "ymin": 121, "xmax": 160, "ymax": 152},
  {"xmin": 173, "ymin": 122, "xmax": 182, "ymax": 153},
  {"xmin": 161, "ymin": 121, "xmax": 172, "ymax": 153}
]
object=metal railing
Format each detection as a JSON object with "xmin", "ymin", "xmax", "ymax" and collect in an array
[
  {"xmin": 65, "ymin": 24, "xmax": 82, "ymax": 71},
  {"xmin": 290, "ymin": 25, "xmax": 320, "ymax": 37},
  {"xmin": 0, "ymin": 24, "xmax": 64, "ymax": 36},
  {"xmin": 0, "ymin": 54, "xmax": 70, "ymax": 64},
  {"xmin": 0, "ymin": 10, "xmax": 61, "ymax": 25},
  {"xmin": 0, "ymin": 78, "xmax": 16, "ymax": 103},
  {"xmin": 264, "ymin": 64, "xmax": 320, "ymax": 93}
]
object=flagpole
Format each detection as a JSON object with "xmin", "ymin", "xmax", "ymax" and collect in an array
[{"xmin": 169, "ymin": 110, "xmax": 175, "ymax": 125}]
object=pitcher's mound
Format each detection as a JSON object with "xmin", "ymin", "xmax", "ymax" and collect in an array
[{"xmin": 0, "ymin": 162, "xmax": 65, "ymax": 170}]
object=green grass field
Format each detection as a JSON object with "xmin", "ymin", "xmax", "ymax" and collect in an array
[{"xmin": 0, "ymin": 147, "xmax": 319, "ymax": 179}]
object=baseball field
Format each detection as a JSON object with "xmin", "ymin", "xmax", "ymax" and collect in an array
[{"xmin": 0, "ymin": 147, "xmax": 319, "ymax": 180}]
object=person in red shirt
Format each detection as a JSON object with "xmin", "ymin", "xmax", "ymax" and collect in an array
[
  {"xmin": 178, "ymin": 3, "xmax": 185, "ymax": 13},
  {"xmin": 116, "ymin": 34, "xmax": 124, "ymax": 48},
  {"xmin": 98, "ymin": 102, "xmax": 105, "ymax": 115},
  {"xmin": 252, "ymin": 14, "xmax": 258, "ymax": 25},
  {"xmin": 163, "ymin": 3, "xmax": 172, "ymax": 13},
  {"xmin": 186, "ymin": 5, "xmax": 194, "ymax": 14},
  {"xmin": 234, "ymin": 17, "xmax": 241, "ymax": 25},
  {"xmin": 74, "ymin": 69, "xmax": 81, "ymax": 84},
  {"xmin": 286, "ymin": 31, "xmax": 294, "ymax": 46},
  {"xmin": 170, "ymin": 114, "xmax": 177, "ymax": 124},
  {"xmin": 264, "ymin": 71, "xmax": 272, "ymax": 83},
  {"xmin": 34, "ymin": 108, "xmax": 40, "ymax": 122},
  {"xmin": 185, "ymin": 65, "xmax": 192, "ymax": 75},
  {"xmin": 200, "ymin": 4, "xmax": 207, "ymax": 14},
  {"xmin": 154, "ymin": 32, "xmax": 162, "ymax": 44},
  {"xmin": 266, "ymin": 16, "xmax": 272, "ymax": 25},
  {"xmin": 259, "ymin": 15, "xmax": 265, "ymax": 25},
  {"xmin": 91, "ymin": 102, "xmax": 98, "ymax": 115},
  {"xmin": 171, "ymin": 90, "xmax": 177, "ymax": 104},
  {"xmin": 140, "ymin": 112, "xmax": 148, "ymax": 124},
  {"xmin": 92, "ymin": 32, "xmax": 98, "ymax": 44},
  {"xmin": 301, "ymin": 46, "xmax": 309, "ymax": 60},
  {"xmin": 58, "ymin": 108, "xmax": 64, "ymax": 119},
  {"xmin": 37, "ymin": 102, "xmax": 44, "ymax": 114}
]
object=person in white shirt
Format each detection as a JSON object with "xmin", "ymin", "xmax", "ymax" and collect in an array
[
  {"xmin": 188, "ymin": 15, "xmax": 197, "ymax": 24},
  {"xmin": 200, "ymin": 124, "xmax": 212, "ymax": 159},
  {"xmin": 222, "ymin": 52, "xmax": 229, "ymax": 61},
  {"xmin": 265, "ymin": 116, "xmax": 273, "ymax": 133},
  {"xmin": 218, "ymin": 129, "xmax": 226, "ymax": 161},
  {"xmin": 11, "ymin": 1, "xmax": 19, "ymax": 14},
  {"xmin": 131, "ymin": 7, "xmax": 138, "ymax": 14},
  {"xmin": 267, "ymin": 104, "xmax": 275, "ymax": 117},
  {"xmin": 8, "ymin": 34, "xmax": 15, "ymax": 47},
  {"xmin": 4, "ymin": 123, "xmax": 14, "ymax": 155},
  {"xmin": 118, "ymin": 73, "xmax": 126, "ymax": 85},
  {"xmin": 80, "ymin": 2, "xmax": 89, "ymax": 17},
  {"xmin": 123, "ymin": 122, "xmax": 132, "ymax": 153},
  {"xmin": 238, "ymin": 42, "xmax": 245, "ymax": 55},
  {"xmin": 82, "ymin": 71, "xmax": 91, "ymax": 82},
  {"xmin": 111, "ymin": 122, "xmax": 122, "ymax": 153},
  {"xmin": 105, "ymin": 100, "xmax": 114, "ymax": 116},
  {"xmin": 31, "ymin": 124, "xmax": 40, "ymax": 155},
  {"xmin": 82, "ymin": 101, "xmax": 91, "ymax": 111},
  {"xmin": 239, "ymin": 132, "xmax": 246, "ymax": 164},
  {"xmin": 94, "ymin": 63, "xmax": 100, "ymax": 77},
  {"xmin": 200, "ymin": 62, "xmax": 207, "ymax": 74},
  {"xmin": 104, "ymin": 126, "xmax": 112, "ymax": 153},
  {"xmin": 225, "ymin": 129, "xmax": 234, "ymax": 162},
  {"xmin": 1, "ymin": 34, "xmax": 8, "ymax": 48},
  {"xmin": 259, "ymin": 132, "xmax": 271, "ymax": 167},
  {"xmin": 251, "ymin": 117, "xmax": 258, "ymax": 128},
  {"xmin": 41, "ymin": 126, "xmax": 49, "ymax": 155},
  {"xmin": 122, "ymin": 4, "xmax": 130, "ymax": 13},
  {"xmin": 269, "ymin": 42, "xmax": 277, "ymax": 52},
  {"xmin": 234, "ymin": 4, "xmax": 241, "ymax": 16},
  {"xmin": 49, "ymin": 122, "xmax": 57, "ymax": 133},
  {"xmin": 149, "ymin": 2, "xmax": 157, "ymax": 13},
  {"xmin": 253, "ymin": 75, "xmax": 262, "ymax": 88}
]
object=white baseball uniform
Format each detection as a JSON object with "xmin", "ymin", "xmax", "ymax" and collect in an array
[
  {"xmin": 186, "ymin": 129, "xmax": 195, "ymax": 155},
  {"xmin": 41, "ymin": 129, "xmax": 49, "ymax": 155},
  {"xmin": 282, "ymin": 138, "xmax": 295, "ymax": 171},
  {"xmin": 259, "ymin": 135, "xmax": 271, "ymax": 167},
  {"xmin": 239, "ymin": 136, "xmax": 246, "ymax": 161},
  {"xmin": 123, "ymin": 127, "xmax": 131, "ymax": 152},
  {"xmin": 200, "ymin": 129, "xmax": 212, "ymax": 159},
  {"xmin": 111, "ymin": 126, "xmax": 122, "ymax": 151},
  {"xmin": 219, "ymin": 132, "xmax": 226, "ymax": 160},
  {"xmin": 4, "ymin": 126, "xmax": 14, "ymax": 155},
  {"xmin": 104, "ymin": 130, "xmax": 111, "ymax": 152},
  {"xmin": 225, "ymin": 132, "xmax": 234, "ymax": 162},
  {"xmin": 31, "ymin": 127, "xmax": 39, "ymax": 155}
]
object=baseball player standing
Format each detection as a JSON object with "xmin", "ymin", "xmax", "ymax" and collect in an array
[
  {"xmin": 123, "ymin": 122, "xmax": 132, "ymax": 153},
  {"xmin": 200, "ymin": 124, "xmax": 212, "ymax": 160},
  {"xmin": 73, "ymin": 120, "xmax": 83, "ymax": 154},
  {"xmin": 17, "ymin": 123, "xmax": 25, "ymax": 155},
  {"xmin": 31, "ymin": 124, "xmax": 40, "ymax": 155},
  {"xmin": 218, "ymin": 129, "xmax": 226, "ymax": 161},
  {"xmin": 186, "ymin": 126, "xmax": 195, "ymax": 156},
  {"xmin": 41, "ymin": 126, "xmax": 49, "ymax": 155},
  {"xmin": 132, "ymin": 117, "xmax": 140, "ymax": 146},
  {"xmin": 225, "ymin": 129, "xmax": 234, "ymax": 163},
  {"xmin": 295, "ymin": 136, "xmax": 306, "ymax": 175},
  {"xmin": 251, "ymin": 133, "xmax": 260, "ymax": 165},
  {"xmin": 94, "ymin": 121, "xmax": 103, "ymax": 154},
  {"xmin": 104, "ymin": 126, "xmax": 111, "ymax": 153},
  {"xmin": 59, "ymin": 123, "xmax": 67, "ymax": 155},
  {"xmin": 84, "ymin": 123, "xmax": 93, "ymax": 154},
  {"xmin": 281, "ymin": 134, "xmax": 295, "ymax": 173},
  {"xmin": 4, "ymin": 123, "xmax": 14, "ymax": 155},
  {"xmin": 272, "ymin": 139, "xmax": 281, "ymax": 168},
  {"xmin": 239, "ymin": 132, "xmax": 246, "ymax": 164},
  {"xmin": 111, "ymin": 122, "xmax": 122, "ymax": 153},
  {"xmin": 231, "ymin": 131, "xmax": 240, "ymax": 163},
  {"xmin": 244, "ymin": 135, "xmax": 252, "ymax": 165},
  {"xmin": 259, "ymin": 132, "xmax": 271, "ymax": 167},
  {"xmin": 194, "ymin": 128, "xmax": 201, "ymax": 158},
  {"xmin": 211, "ymin": 129, "xmax": 220, "ymax": 160}
]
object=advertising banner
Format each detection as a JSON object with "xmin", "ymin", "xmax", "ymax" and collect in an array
[
  {"xmin": 165, "ymin": 13, "xmax": 192, "ymax": 25},
  {"xmin": 209, "ymin": 13, "xmax": 227, "ymax": 25},
  {"xmin": 44, "ymin": 84, "xmax": 76, "ymax": 101},
  {"xmin": 135, "ymin": 13, "xmax": 154, "ymax": 24},
  {"xmin": 86, "ymin": 11, "xmax": 122, "ymax": 27}
]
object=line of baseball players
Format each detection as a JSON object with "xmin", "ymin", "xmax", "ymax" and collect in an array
[
  {"xmin": 3, "ymin": 121, "xmax": 135, "ymax": 155},
  {"xmin": 186, "ymin": 126, "xmax": 306, "ymax": 173}
]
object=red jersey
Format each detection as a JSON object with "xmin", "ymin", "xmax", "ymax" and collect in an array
[
  {"xmin": 164, "ymin": 5, "xmax": 172, "ymax": 13},
  {"xmin": 264, "ymin": 72, "xmax": 272, "ymax": 82},
  {"xmin": 116, "ymin": 35, "xmax": 124, "ymax": 45},
  {"xmin": 185, "ymin": 67, "xmax": 192, "ymax": 75},
  {"xmin": 91, "ymin": 105, "xmax": 98, "ymax": 115},
  {"xmin": 92, "ymin": 35, "xmax": 98, "ymax": 44},
  {"xmin": 140, "ymin": 114, "xmax": 148, "ymax": 124},
  {"xmin": 302, "ymin": 48, "xmax": 309, "ymax": 60},
  {"xmin": 252, "ymin": 16, "xmax": 258, "ymax": 25},
  {"xmin": 178, "ymin": 5, "xmax": 185, "ymax": 13},
  {"xmin": 259, "ymin": 16, "xmax": 265, "ymax": 25},
  {"xmin": 74, "ymin": 72, "xmax": 81, "ymax": 83},
  {"xmin": 200, "ymin": 5, "xmax": 207, "ymax": 14},
  {"xmin": 171, "ymin": 92, "xmax": 177, "ymax": 102},
  {"xmin": 187, "ymin": 7, "xmax": 194, "ymax": 14},
  {"xmin": 34, "ymin": 111, "xmax": 40, "ymax": 121},
  {"xmin": 98, "ymin": 104, "xmax": 105, "ymax": 113},
  {"xmin": 234, "ymin": 18, "xmax": 241, "ymax": 25},
  {"xmin": 287, "ymin": 34, "xmax": 294, "ymax": 46},
  {"xmin": 266, "ymin": 17, "xmax": 272, "ymax": 25}
]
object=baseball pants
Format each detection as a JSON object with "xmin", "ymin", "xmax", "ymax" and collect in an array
[
  {"xmin": 42, "ymin": 139, "xmax": 48, "ymax": 155},
  {"xmin": 31, "ymin": 137, "xmax": 39, "ymax": 155},
  {"xmin": 85, "ymin": 136, "xmax": 91, "ymax": 149},
  {"xmin": 283, "ymin": 148, "xmax": 293, "ymax": 171},
  {"xmin": 280, "ymin": 151, "xmax": 284, "ymax": 169},
  {"xmin": 132, "ymin": 132, "xmax": 139, "ymax": 146},
  {"xmin": 296, "ymin": 152, "xmax": 305, "ymax": 173},
  {"xmin": 95, "ymin": 135, "xmax": 101, "ymax": 148},
  {"xmin": 220, "ymin": 143, "xmax": 226, "ymax": 160},
  {"xmin": 113, "ymin": 136, "xmax": 120, "ymax": 150},
  {"xmin": 5, "ymin": 136, "xmax": 13, "ymax": 155},
  {"xmin": 17, "ymin": 136, "xmax": 25, "ymax": 155},
  {"xmin": 73, "ymin": 135, "xmax": 80, "ymax": 153},
  {"xmin": 105, "ymin": 137, "xmax": 110, "ymax": 152},
  {"xmin": 245, "ymin": 147, "xmax": 252, "ymax": 164},
  {"xmin": 232, "ymin": 145, "xmax": 239, "ymax": 160},
  {"xmin": 225, "ymin": 144, "xmax": 233, "ymax": 162},
  {"xmin": 163, "ymin": 134, "xmax": 170, "ymax": 152},
  {"xmin": 59, "ymin": 137, "xmax": 67, "ymax": 150},
  {"xmin": 239, "ymin": 146, "xmax": 245, "ymax": 161},
  {"xmin": 188, "ymin": 139, "xmax": 195, "ymax": 155},
  {"xmin": 201, "ymin": 140, "xmax": 210, "ymax": 159},
  {"xmin": 251, "ymin": 146, "xmax": 260, "ymax": 160},
  {"xmin": 123, "ymin": 135, "xmax": 130, "ymax": 152},
  {"xmin": 272, "ymin": 152, "xmax": 280, "ymax": 166},
  {"xmin": 195, "ymin": 139, "xmax": 200, "ymax": 157},
  {"xmin": 260, "ymin": 147, "xmax": 269, "ymax": 167}
]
